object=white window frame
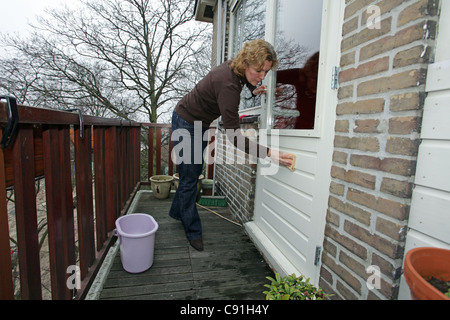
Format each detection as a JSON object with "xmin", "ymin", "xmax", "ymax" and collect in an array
[
  {"xmin": 228, "ymin": 0, "xmax": 267, "ymax": 115},
  {"xmin": 228, "ymin": 0, "xmax": 330, "ymax": 138}
]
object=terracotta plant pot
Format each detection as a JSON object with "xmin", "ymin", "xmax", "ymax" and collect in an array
[{"xmin": 403, "ymin": 247, "xmax": 450, "ymax": 300}]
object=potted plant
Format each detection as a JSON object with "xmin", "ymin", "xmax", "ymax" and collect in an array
[
  {"xmin": 403, "ymin": 247, "xmax": 450, "ymax": 300},
  {"xmin": 263, "ymin": 273, "xmax": 331, "ymax": 300}
]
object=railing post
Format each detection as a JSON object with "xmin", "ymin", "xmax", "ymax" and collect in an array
[
  {"xmin": 117, "ymin": 127, "xmax": 123, "ymax": 208},
  {"xmin": 93, "ymin": 127, "xmax": 107, "ymax": 248},
  {"xmin": 168, "ymin": 127, "xmax": 174, "ymax": 176},
  {"xmin": 74, "ymin": 126, "xmax": 95, "ymax": 280},
  {"xmin": 12, "ymin": 125, "xmax": 42, "ymax": 300},
  {"xmin": 134, "ymin": 127, "xmax": 141, "ymax": 184},
  {"xmin": 156, "ymin": 127, "xmax": 162, "ymax": 175},
  {"xmin": 43, "ymin": 125, "xmax": 76, "ymax": 300},
  {"xmin": 105, "ymin": 127, "xmax": 119, "ymax": 230},
  {"xmin": 148, "ymin": 126, "xmax": 154, "ymax": 179},
  {"xmin": 0, "ymin": 129, "xmax": 14, "ymax": 300}
]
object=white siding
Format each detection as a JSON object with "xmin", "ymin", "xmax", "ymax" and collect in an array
[{"xmin": 399, "ymin": 0, "xmax": 450, "ymax": 300}]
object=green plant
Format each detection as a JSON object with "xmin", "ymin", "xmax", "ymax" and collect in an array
[{"xmin": 263, "ymin": 273, "xmax": 331, "ymax": 300}]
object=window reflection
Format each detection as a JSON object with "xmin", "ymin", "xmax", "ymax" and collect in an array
[
  {"xmin": 274, "ymin": 0, "xmax": 323, "ymax": 130},
  {"xmin": 233, "ymin": 0, "xmax": 267, "ymax": 110}
]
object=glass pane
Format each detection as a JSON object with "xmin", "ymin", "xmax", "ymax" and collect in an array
[
  {"xmin": 273, "ymin": 0, "xmax": 323, "ymax": 129},
  {"xmin": 233, "ymin": 0, "xmax": 267, "ymax": 110}
]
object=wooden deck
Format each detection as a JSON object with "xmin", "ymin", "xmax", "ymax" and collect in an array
[{"xmin": 99, "ymin": 191, "xmax": 274, "ymax": 300}]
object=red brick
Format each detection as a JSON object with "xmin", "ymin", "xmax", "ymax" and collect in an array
[
  {"xmin": 354, "ymin": 119, "xmax": 381, "ymax": 133},
  {"xmin": 357, "ymin": 69, "xmax": 426, "ymax": 97},
  {"xmin": 347, "ymin": 188, "xmax": 409, "ymax": 220},
  {"xmin": 389, "ymin": 116, "xmax": 421, "ymax": 135},
  {"xmin": 337, "ymin": 98, "xmax": 385, "ymax": 115},
  {"xmin": 340, "ymin": 57, "xmax": 389, "ymax": 83},
  {"xmin": 344, "ymin": 220, "xmax": 404, "ymax": 259}
]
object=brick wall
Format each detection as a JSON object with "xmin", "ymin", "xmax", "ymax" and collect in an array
[
  {"xmin": 215, "ymin": 122, "xmax": 259, "ymax": 223},
  {"xmin": 208, "ymin": 4, "xmax": 257, "ymax": 224},
  {"xmin": 319, "ymin": 0, "xmax": 440, "ymax": 300}
]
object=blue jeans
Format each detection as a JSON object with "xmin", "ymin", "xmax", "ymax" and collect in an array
[{"xmin": 169, "ymin": 110, "xmax": 208, "ymax": 241}]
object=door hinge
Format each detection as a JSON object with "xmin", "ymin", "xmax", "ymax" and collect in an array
[
  {"xmin": 314, "ymin": 246, "xmax": 322, "ymax": 266},
  {"xmin": 331, "ymin": 66, "xmax": 340, "ymax": 90}
]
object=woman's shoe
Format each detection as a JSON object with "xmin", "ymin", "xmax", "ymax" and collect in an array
[{"xmin": 189, "ymin": 238, "xmax": 204, "ymax": 251}]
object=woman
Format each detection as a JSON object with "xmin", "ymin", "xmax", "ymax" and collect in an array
[{"xmin": 170, "ymin": 39, "xmax": 294, "ymax": 251}]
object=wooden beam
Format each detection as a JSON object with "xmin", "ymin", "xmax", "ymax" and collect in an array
[
  {"xmin": 0, "ymin": 129, "xmax": 14, "ymax": 300},
  {"xmin": 13, "ymin": 125, "xmax": 42, "ymax": 300},
  {"xmin": 43, "ymin": 125, "xmax": 76, "ymax": 300}
]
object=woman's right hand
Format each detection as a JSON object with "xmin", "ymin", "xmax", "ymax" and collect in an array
[{"xmin": 253, "ymin": 85, "xmax": 267, "ymax": 96}]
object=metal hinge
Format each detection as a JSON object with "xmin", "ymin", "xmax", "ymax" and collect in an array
[
  {"xmin": 331, "ymin": 66, "xmax": 340, "ymax": 90},
  {"xmin": 314, "ymin": 246, "xmax": 322, "ymax": 266}
]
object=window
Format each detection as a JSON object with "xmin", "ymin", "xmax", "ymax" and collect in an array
[
  {"xmin": 232, "ymin": 0, "xmax": 267, "ymax": 110},
  {"xmin": 273, "ymin": 0, "xmax": 323, "ymax": 130},
  {"xmin": 230, "ymin": 0, "xmax": 323, "ymax": 120}
]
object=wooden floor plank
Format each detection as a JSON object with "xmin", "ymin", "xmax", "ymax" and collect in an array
[{"xmin": 99, "ymin": 191, "xmax": 273, "ymax": 300}]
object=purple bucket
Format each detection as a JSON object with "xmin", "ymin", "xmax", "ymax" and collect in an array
[{"xmin": 114, "ymin": 214, "xmax": 159, "ymax": 273}]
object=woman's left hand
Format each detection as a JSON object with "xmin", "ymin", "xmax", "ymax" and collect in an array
[
  {"xmin": 253, "ymin": 85, "xmax": 267, "ymax": 96},
  {"xmin": 268, "ymin": 149, "xmax": 294, "ymax": 168}
]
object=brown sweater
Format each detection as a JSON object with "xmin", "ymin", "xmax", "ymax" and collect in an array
[{"xmin": 175, "ymin": 61, "xmax": 269, "ymax": 158}]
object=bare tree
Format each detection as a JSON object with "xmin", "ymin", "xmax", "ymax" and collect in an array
[{"xmin": 0, "ymin": 0, "xmax": 212, "ymax": 122}]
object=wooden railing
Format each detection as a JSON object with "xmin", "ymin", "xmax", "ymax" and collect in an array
[
  {"xmin": 0, "ymin": 99, "xmax": 216, "ymax": 300},
  {"xmin": 0, "ymin": 100, "xmax": 141, "ymax": 300},
  {"xmin": 144, "ymin": 123, "xmax": 175, "ymax": 178}
]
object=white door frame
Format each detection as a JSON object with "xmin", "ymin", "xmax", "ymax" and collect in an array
[{"xmin": 245, "ymin": 0, "xmax": 345, "ymax": 285}]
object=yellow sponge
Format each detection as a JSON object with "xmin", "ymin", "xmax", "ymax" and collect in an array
[{"xmin": 286, "ymin": 153, "xmax": 296, "ymax": 171}]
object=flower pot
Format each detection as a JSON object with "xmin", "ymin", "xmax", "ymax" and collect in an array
[
  {"xmin": 201, "ymin": 179, "xmax": 214, "ymax": 196},
  {"xmin": 149, "ymin": 175, "xmax": 174, "ymax": 199},
  {"xmin": 172, "ymin": 173, "xmax": 204, "ymax": 195},
  {"xmin": 403, "ymin": 247, "xmax": 450, "ymax": 300}
]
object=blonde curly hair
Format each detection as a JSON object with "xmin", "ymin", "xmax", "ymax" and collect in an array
[{"xmin": 231, "ymin": 39, "xmax": 278, "ymax": 78}]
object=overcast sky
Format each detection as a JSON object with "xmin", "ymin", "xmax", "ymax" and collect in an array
[{"xmin": 0, "ymin": 0, "xmax": 76, "ymax": 36}]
